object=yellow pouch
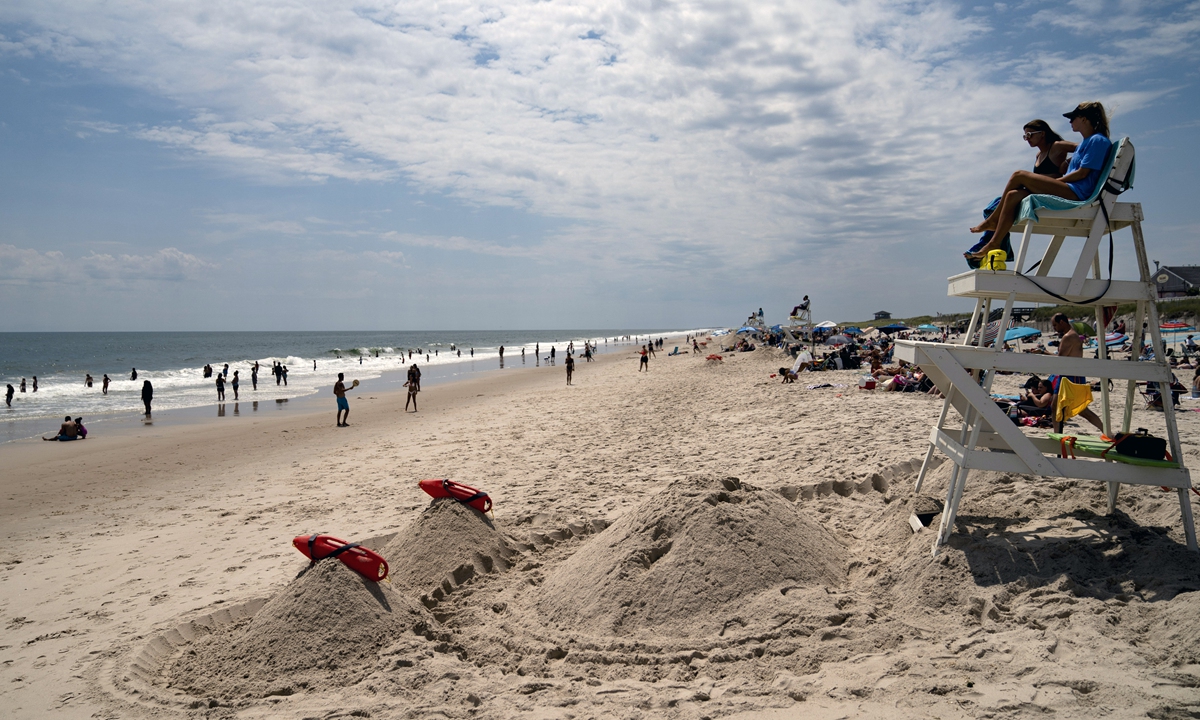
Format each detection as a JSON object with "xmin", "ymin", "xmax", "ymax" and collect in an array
[
  {"xmin": 1055, "ymin": 378, "xmax": 1093, "ymax": 423},
  {"xmin": 983, "ymin": 249, "xmax": 1007, "ymax": 271}
]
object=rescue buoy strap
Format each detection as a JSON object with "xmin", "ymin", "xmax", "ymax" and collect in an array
[{"xmin": 306, "ymin": 533, "xmax": 361, "ymax": 564}]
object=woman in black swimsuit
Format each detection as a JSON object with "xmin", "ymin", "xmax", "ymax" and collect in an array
[{"xmin": 1022, "ymin": 119, "xmax": 1073, "ymax": 178}]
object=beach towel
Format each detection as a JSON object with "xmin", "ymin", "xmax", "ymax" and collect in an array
[
  {"xmin": 1015, "ymin": 138, "xmax": 1134, "ymax": 227},
  {"xmin": 1055, "ymin": 378, "xmax": 1093, "ymax": 423}
]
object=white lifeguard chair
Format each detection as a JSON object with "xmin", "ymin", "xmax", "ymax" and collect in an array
[{"xmin": 899, "ymin": 138, "xmax": 1195, "ymax": 554}]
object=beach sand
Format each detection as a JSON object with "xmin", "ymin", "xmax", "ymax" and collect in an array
[{"xmin": 2, "ymin": 343, "xmax": 1199, "ymax": 718}]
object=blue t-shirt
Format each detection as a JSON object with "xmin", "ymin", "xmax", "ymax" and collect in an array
[{"xmin": 1065, "ymin": 134, "xmax": 1112, "ymax": 201}]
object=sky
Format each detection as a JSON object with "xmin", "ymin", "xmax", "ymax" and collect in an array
[{"xmin": 0, "ymin": 0, "xmax": 1197, "ymax": 331}]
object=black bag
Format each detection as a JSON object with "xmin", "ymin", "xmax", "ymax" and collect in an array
[{"xmin": 1105, "ymin": 429, "xmax": 1168, "ymax": 460}]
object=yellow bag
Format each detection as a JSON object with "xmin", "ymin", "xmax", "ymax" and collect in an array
[
  {"xmin": 1056, "ymin": 378, "xmax": 1093, "ymax": 423},
  {"xmin": 982, "ymin": 249, "xmax": 1007, "ymax": 271}
]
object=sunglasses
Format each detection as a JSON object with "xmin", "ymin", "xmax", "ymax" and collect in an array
[{"xmin": 1023, "ymin": 130, "xmax": 1044, "ymax": 139}]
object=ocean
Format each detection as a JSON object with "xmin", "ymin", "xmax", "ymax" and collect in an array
[{"xmin": 0, "ymin": 329, "xmax": 704, "ymax": 442}]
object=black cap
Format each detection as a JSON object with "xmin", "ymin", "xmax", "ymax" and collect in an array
[{"xmin": 1064, "ymin": 102, "xmax": 1099, "ymax": 121}]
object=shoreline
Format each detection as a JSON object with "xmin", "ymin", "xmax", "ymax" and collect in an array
[{"xmin": 0, "ymin": 333, "xmax": 690, "ymax": 446}]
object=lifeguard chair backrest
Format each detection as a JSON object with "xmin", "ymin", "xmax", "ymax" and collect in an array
[{"xmin": 1092, "ymin": 137, "xmax": 1135, "ymax": 206}]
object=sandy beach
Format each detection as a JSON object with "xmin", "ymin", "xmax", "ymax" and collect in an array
[{"xmin": 3, "ymin": 342, "xmax": 1199, "ymax": 719}]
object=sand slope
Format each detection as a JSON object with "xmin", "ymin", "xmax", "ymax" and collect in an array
[{"xmin": 2, "ymin": 344, "xmax": 1199, "ymax": 718}]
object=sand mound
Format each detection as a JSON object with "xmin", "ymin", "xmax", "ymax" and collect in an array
[
  {"xmin": 166, "ymin": 558, "xmax": 430, "ymax": 700},
  {"xmin": 533, "ymin": 475, "xmax": 848, "ymax": 638},
  {"xmin": 381, "ymin": 497, "xmax": 519, "ymax": 604}
]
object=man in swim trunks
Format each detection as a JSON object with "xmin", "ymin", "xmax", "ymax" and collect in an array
[
  {"xmin": 334, "ymin": 373, "xmax": 351, "ymax": 427},
  {"xmin": 44, "ymin": 416, "xmax": 79, "ymax": 441},
  {"xmin": 1050, "ymin": 313, "xmax": 1104, "ymax": 433}
]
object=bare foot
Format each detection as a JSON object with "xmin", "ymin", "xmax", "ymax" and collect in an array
[{"xmin": 969, "ymin": 222, "xmax": 995, "ymax": 233}]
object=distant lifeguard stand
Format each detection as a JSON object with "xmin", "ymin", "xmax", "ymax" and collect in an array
[
  {"xmin": 896, "ymin": 138, "xmax": 1195, "ymax": 554},
  {"xmin": 787, "ymin": 298, "xmax": 813, "ymax": 344}
]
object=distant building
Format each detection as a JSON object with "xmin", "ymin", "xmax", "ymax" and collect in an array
[
  {"xmin": 1154, "ymin": 264, "xmax": 1200, "ymax": 298},
  {"xmin": 873, "ymin": 311, "xmax": 892, "ymax": 320}
]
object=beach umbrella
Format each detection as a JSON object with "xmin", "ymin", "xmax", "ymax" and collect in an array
[
  {"xmin": 878, "ymin": 323, "xmax": 910, "ymax": 334},
  {"xmin": 1004, "ymin": 326, "xmax": 1042, "ymax": 342},
  {"xmin": 917, "ymin": 324, "xmax": 940, "ymax": 332},
  {"xmin": 769, "ymin": 324, "xmax": 783, "ymax": 331},
  {"xmin": 842, "ymin": 327, "xmax": 863, "ymax": 335},
  {"xmin": 737, "ymin": 326, "xmax": 757, "ymax": 334},
  {"xmin": 1070, "ymin": 321, "xmax": 1096, "ymax": 337},
  {"xmin": 824, "ymin": 334, "xmax": 852, "ymax": 346},
  {"xmin": 814, "ymin": 320, "xmax": 838, "ymax": 329}
]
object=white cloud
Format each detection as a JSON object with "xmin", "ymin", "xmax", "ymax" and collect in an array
[
  {"xmin": 0, "ymin": 244, "xmax": 213, "ymax": 284},
  {"xmin": 0, "ymin": 0, "xmax": 1195, "ymax": 290}
]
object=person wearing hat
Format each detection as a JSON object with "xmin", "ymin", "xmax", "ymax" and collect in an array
[{"xmin": 968, "ymin": 102, "xmax": 1112, "ymax": 261}]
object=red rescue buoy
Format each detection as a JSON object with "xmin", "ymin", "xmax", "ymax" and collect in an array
[
  {"xmin": 292, "ymin": 534, "xmax": 389, "ymax": 582},
  {"xmin": 419, "ymin": 478, "xmax": 493, "ymax": 514}
]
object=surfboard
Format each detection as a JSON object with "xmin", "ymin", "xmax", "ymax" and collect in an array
[
  {"xmin": 419, "ymin": 478, "xmax": 493, "ymax": 514},
  {"xmin": 292, "ymin": 534, "xmax": 389, "ymax": 582}
]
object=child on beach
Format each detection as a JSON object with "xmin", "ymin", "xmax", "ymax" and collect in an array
[{"xmin": 565, "ymin": 354, "xmax": 575, "ymax": 385}]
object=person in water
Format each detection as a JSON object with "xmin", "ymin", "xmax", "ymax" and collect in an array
[
  {"xmin": 102, "ymin": 374, "xmax": 110, "ymax": 395},
  {"xmin": 5, "ymin": 384, "xmax": 13, "ymax": 407},
  {"xmin": 131, "ymin": 368, "xmax": 138, "ymax": 381},
  {"xmin": 968, "ymin": 102, "xmax": 1112, "ymax": 261},
  {"xmin": 141, "ymin": 380, "xmax": 153, "ymax": 417}
]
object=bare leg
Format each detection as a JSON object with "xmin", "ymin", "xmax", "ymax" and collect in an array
[{"xmin": 970, "ymin": 170, "xmax": 1078, "ymax": 235}]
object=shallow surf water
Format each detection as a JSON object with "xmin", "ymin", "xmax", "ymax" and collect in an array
[{"xmin": 0, "ymin": 328, "xmax": 707, "ymax": 442}]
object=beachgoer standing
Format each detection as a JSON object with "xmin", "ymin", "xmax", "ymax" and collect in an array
[
  {"xmin": 565, "ymin": 353, "xmax": 574, "ymax": 385},
  {"xmin": 639, "ymin": 345, "xmax": 649, "ymax": 372},
  {"xmin": 131, "ymin": 368, "xmax": 137, "ymax": 381},
  {"xmin": 20, "ymin": 378, "xmax": 26, "ymax": 392},
  {"xmin": 32, "ymin": 376, "xmax": 38, "ymax": 392},
  {"xmin": 85, "ymin": 373, "xmax": 93, "ymax": 387},
  {"xmin": 282, "ymin": 365, "xmax": 288, "ymax": 386},
  {"xmin": 334, "ymin": 373, "xmax": 351, "ymax": 427},
  {"xmin": 5, "ymin": 384, "xmax": 13, "ymax": 406},
  {"xmin": 408, "ymin": 363, "xmax": 422, "ymax": 391},
  {"xmin": 231, "ymin": 370, "xmax": 240, "ymax": 400},
  {"xmin": 102, "ymin": 374, "xmax": 109, "ymax": 395},
  {"xmin": 499, "ymin": 345, "xmax": 504, "ymax": 360},
  {"xmin": 216, "ymin": 373, "xmax": 226, "ymax": 401},
  {"xmin": 274, "ymin": 362, "xmax": 282, "ymax": 386},
  {"xmin": 1050, "ymin": 313, "xmax": 1104, "ymax": 433},
  {"xmin": 251, "ymin": 364, "xmax": 258, "ymax": 390},
  {"xmin": 222, "ymin": 363, "xmax": 229, "ymax": 377},
  {"xmin": 313, "ymin": 359, "xmax": 317, "ymax": 371},
  {"xmin": 550, "ymin": 346, "xmax": 556, "ymax": 362},
  {"xmin": 405, "ymin": 377, "xmax": 419, "ymax": 412},
  {"xmin": 141, "ymin": 380, "xmax": 153, "ymax": 417}
]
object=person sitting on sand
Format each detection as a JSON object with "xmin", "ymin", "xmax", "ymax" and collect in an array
[
  {"xmin": 967, "ymin": 103, "xmax": 1112, "ymax": 262},
  {"xmin": 1017, "ymin": 379, "xmax": 1054, "ymax": 417},
  {"xmin": 43, "ymin": 416, "xmax": 79, "ymax": 441},
  {"xmin": 75, "ymin": 417, "xmax": 87, "ymax": 439}
]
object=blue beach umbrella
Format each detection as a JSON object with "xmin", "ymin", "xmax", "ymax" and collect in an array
[
  {"xmin": 842, "ymin": 327, "xmax": 863, "ymax": 335},
  {"xmin": 878, "ymin": 323, "xmax": 910, "ymax": 334},
  {"xmin": 1004, "ymin": 327, "xmax": 1042, "ymax": 342},
  {"xmin": 917, "ymin": 324, "xmax": 940, "ymax": 332}
]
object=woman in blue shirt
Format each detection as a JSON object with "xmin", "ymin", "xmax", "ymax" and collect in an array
[{"xmin": 967, "ymin": 102, "xmax": 1111, "ymax": 261}]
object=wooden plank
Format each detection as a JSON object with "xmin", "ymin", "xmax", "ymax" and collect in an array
[
  {"xmin": 946, "ymin": 271, "xmax": 1152, "ymax": 304},
  {"xmin": 922, "ymin": 347, "xmax": 1059, "ymax": 476},
  {"xmin": 898, "ymin": 340, "xmax": 1171, "ymax": 382}
]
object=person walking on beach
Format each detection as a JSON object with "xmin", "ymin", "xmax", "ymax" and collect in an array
[
  {"xmin": 141, "ymin": 380, "xmax": 153, "ymax": 417},
  {"xmin": 639, "ymin": 345, "xmax": 649, "ymax": 372},
  {"xmin": 231, "ymin": 370, "xmax": 240, "ymax": 400},
  {"xmin": 405, "ymin": 376, "xmax": 419, "ymax": 412},
  {"xmin": 131, "ymin": 368, "xmax": 137, "ymax": 381},
  {"xmin": 334, "ymin": 373, "xmax": 351, "ymax": 427},
  {"xmin": 102, "ymin": 374, "xmax": 110, "ymax": 395},
  {"xmin": 565, "ymin": 353, "xmax": 575, "ymax": 385},
  {"xmin": 215, "ymin": 373, "xmax": 226, "ymax": 402},
  {"xmin": 5, "ymin": 384, "xmax": 13, "ymax": 407}
]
